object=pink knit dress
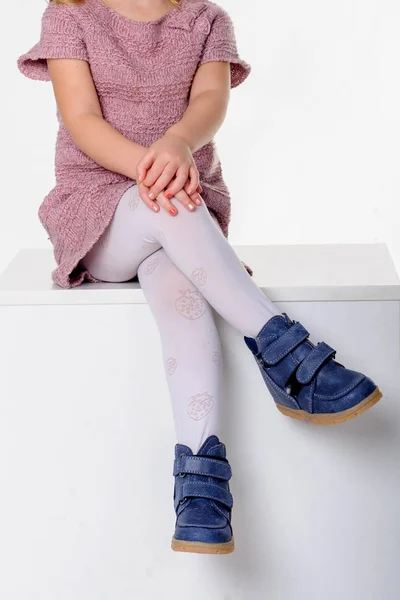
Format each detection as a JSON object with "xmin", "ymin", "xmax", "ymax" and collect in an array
[{"xmin": 18, "ymin": 0, "xmax": 252, "ymax": 289}]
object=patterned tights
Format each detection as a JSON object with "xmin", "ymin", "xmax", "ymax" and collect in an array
[{"xmin": 81, "ymin": 185, "xmax": 280, "ymax": 453}]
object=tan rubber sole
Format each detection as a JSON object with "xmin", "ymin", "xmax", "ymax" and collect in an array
[
  {"xmin": 276, "ymin": 388, "xmax": 382, "ymax": 425},
  {"xmin": 171, "ymin": 536, "xmax": 234, "ymax": 555}
]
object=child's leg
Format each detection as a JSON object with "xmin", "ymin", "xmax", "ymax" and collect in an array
[
  {"xmin": 137, "ymin": 249, "xmax": 223, "ymax": 454},
  {"xmin": 146, "ymin": 191, "xmax": 281, "ymax": 339},
  {"xmin": 82, "ymin": 184, "xmax": 280, "ymax": 338}
]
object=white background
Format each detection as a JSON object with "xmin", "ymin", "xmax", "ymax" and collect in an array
[
  {"xmin": 2, "ymin": 4, "xmax": 400, "ymax": 598},
  {"xmin": 2, "ymin": 0, "xmax": 400, "ymax": 272}
]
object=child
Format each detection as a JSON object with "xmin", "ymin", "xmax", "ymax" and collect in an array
[{"xmin": 18, "ymin": 0, "xmax": 382, "ymax": 555}]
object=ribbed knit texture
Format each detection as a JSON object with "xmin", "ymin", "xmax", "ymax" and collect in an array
[{"xmin": 18, "ymin": 0, "xmax": 252, "ymax": 288}]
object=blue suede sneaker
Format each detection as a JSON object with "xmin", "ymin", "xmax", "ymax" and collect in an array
[
  {"xmin": 244, "ymin": 314, "xmax": 382, "ymax": 424},
  {"xmin": 171, "ymin": 435, "xmax": 234, "ymax": 554}
]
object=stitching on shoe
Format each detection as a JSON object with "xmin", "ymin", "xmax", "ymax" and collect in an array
[
  {"xmin": 296, "ymin": 343, "xmax": 335, "ymax": 383},
  {"xmin": 181, "ymin": 480, "xmax": 233, "ymax": 502},
  {"xmin": 182, "ymin": 490, "xmax": 232, "ymax": 505},
  {"xmin": 288, "ymin": 353, "xmax": 299, "ymax": 369},
  {"xmin": 178, "ymin": 468, "xmax": 231, "ymax": 478},
  {"xmin": 175, "ymin": 456, "xmax": 232, "ymax": 478},
  {"xmin": 211, "ymin": 501, "xmax": 232, "ymax": 522},
  {"xmin": 309, "ymin": 379, "xmax": 316, "ymax": 413},
  {"xmin": 185, "ymin": 457, "xmax": 227, "ymax": 465},
  {"xmin": 262, "ymin": 325, "xmax": 309, "ymax": 364},
  {"xmin": 314, "ymin": 374, "xmax": 365, "ymax": 400}
]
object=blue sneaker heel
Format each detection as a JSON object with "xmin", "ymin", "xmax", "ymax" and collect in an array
[
  {"xmin": 171, "ymin": 435, "xmax": 234, "ymax": 554},
  {"xmin": 244, "ymin": 314, "xmax": 382, "ymax": 425}
]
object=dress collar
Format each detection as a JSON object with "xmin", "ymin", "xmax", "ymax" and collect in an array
[{"xmin": 87, "ymin": 0, "xmax": 209, "ymax": 33}]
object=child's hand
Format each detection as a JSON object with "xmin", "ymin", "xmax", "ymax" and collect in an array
[
  {"xmin": 136, "ymin": 132, "xmax": 202, "ymax": 207},
  {"xmin": 137, "ymin": 177, "xmax": 203, "ymax": 216}
]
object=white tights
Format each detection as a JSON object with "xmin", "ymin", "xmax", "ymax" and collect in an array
[{"xmin": 81, "ymin": 185, "xmax": 280, "ymax": 453}]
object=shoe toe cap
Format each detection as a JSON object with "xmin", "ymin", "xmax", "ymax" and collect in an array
[
  {"xmin": 174, "ymin": 523, "xmax": 232, "ymax": 545},
  {"xmin": 313, "ymin": 374, "xmax": 378, "ymax": 414}
]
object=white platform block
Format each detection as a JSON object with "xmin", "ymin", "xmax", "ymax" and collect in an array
[{"xmin": 0, "ymin": 244, "xmax": 399, "ymax": 600}]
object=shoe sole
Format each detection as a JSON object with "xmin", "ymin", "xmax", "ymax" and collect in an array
[
  {"xmin": 171, "ymin": 536, "xmax": 235, "ymax": 554},
  {"xmin": 276, "ymin": 387, "xmax": 382, "ymax": 425}
]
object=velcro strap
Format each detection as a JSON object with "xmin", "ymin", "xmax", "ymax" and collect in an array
[
  {"xmin": 173, "ymin": 456, "xmax": 232, "ymax": 480},
  {"xmin": 295, "ymin": 342, "xmax": 336, "ymax": 384},
  {"xmin": 176, "ymin": 481, "xmax": 233, "ymax": 510},
  {"xmin": 261, "ymin": 322, "xmax": 310, "ymax": 365}
]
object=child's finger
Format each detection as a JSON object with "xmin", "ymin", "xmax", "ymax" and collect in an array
[
  {"xmin": 137, "ymin": 181, "xmax": 161, "ymax": 213},
  {"xmin": 142, "ymin": 157, "xmax": 168, "ymax": 190},
  {"xmin": 183, "ymin": 178, "xmax": 202, "ymax": 205},
  {"xmin": 163, "ymin": 165, "xmax": 190, "ymax": 199},
  {"xmin": 186, "ymin": 165, "xmax": 200, "ymax": 195},
  {"xmin": 174, "ymin": 188, "xmax": 201, "ymax": 212},
  {"xmin": 155, "ymin": 191, "xmax": 181, "ymax": 216},
  {"xmin": 136, "ymin": 169, "xmax": 146, "ymax": 184},
  {"xmin": 147, "ymin": 165, "xmax": 177, "ymax": 200},
  {"xmin": 136, "ymin": 152, "xmax": 155, "ymax": 183}
]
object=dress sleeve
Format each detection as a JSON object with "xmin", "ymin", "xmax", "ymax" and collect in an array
[
  {"xmin": 17, "ymin": 3, "xmax": 88, "ymax": 82},
  {"xmin": 198, "ymin": 6, "xmax": 251, "ymax": 89}
]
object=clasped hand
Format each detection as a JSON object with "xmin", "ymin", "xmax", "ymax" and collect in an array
[{"xmin": 135, "ymin": 132, "xmax": 203, "ymax": 215}]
